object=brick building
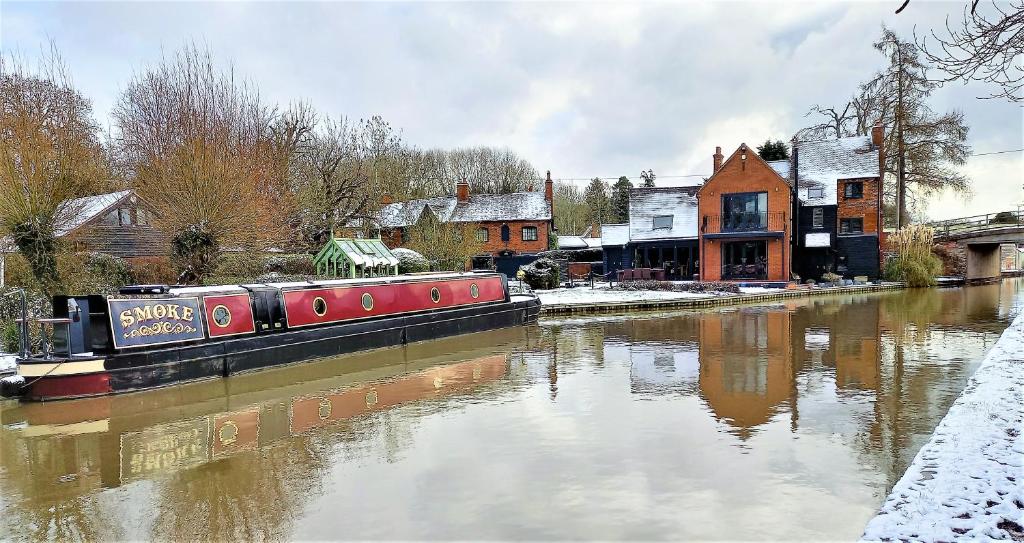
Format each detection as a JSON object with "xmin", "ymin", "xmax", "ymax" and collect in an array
[
  {"xmin": 372, "ymin": 174, "xmax": 554, "ymax": 261},
  {"xmin": 790, "ymin": 125, "xmax": 884, "ymax": 280},
  {"xmin": 697, "ymin": 144, "xmax": 793, "ymax": 282}
]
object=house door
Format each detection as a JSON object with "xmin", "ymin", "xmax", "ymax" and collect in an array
[{"xmin": 722, "ymin": 240, "xmax": 768, "ymax": 280}]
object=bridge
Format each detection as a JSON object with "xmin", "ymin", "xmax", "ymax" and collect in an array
[{"xmin": 927, "ymin": 209, "xmax": 1024, "ymax": 281}]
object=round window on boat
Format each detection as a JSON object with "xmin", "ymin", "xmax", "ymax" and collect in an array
[
  {"xmin": 470, "ymin": 283, "xmax": 480, "ymax": 299},
  {"xmin": 312, "ymin": 296, "xmax": 328, "ymax": 317},
  {"xmin": 211, "ymin": 304, "xmax": 232, "ymax": 328},
  {"xmin": 430, "ymin": 287, "xmax": 441, "ymax": 304},
  {"xmin": 361, "ymin": 292, "xmax": 374, "ymax": 312}
]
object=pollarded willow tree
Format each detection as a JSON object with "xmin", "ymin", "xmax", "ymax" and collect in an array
[
  {"xmin": 0, "ymin": 49, "xmax": 107, "ymax": 293},
  {"xmin": 111, "ymin": 44, "xmax": 285, "ymax": 282}
]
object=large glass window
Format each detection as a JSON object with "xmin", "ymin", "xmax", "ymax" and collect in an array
[
  {"xmin": 722, "ymin": 192, "xmax": 768, "ymax": 231},
  {"xmin": 721, "ymin": 240, "xmax": 768, "ymax": 279}
]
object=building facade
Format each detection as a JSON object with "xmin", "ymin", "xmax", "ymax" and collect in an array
[
  {"xmin": 601, "ymin": 186, "xmax": 701, "ymax": 280},
  {"xmin": 697, "ymin": 145, "xmax": 793, "ymax": 282},
  {"xmin": 372, "ymin": 174, "xmax": 555, "ymax": 264}
]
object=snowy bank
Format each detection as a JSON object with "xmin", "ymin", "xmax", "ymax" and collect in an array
[
  {"xmin": 862, "ymin": 312, "xmax": 1024, "ymax": 541},
  {"xmin": 1, "ymin": 353, "xmax": 15, "ymax": 374},
  {"xmin": 535, "ymin": 286, "xmax": 715, "ymax": 306}
]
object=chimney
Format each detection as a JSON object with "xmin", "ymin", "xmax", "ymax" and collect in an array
[
  {"xmin": 544, "ymin": 170, "xmax": 553, "ymax": 202},
  {"xmin": 871, "ymin": 122, "xmax": 884, "ymax": 148},
  {"xmin": 713, "ymin": 146, "xmax": 724, "ymax": 173},
  {"xmin": 381, "ymin": 193, "xmax": 393, "ymax": 206},
  {"xmin": 456, "ymin": 177, "xmax": 470, "ymax": 203}
]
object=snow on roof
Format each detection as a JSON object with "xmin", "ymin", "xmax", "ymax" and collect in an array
[
  {"xmin": 767, "ymin": 159, "xmax": 790, "ymax": 179},
  {"xmin": 1, "ymin": 189, "xmax": 134, "ymax": 252},
  {"xmin": 601, "ymin": 224, "xmax": 629, "ymax": 246},
  {"xmin": 557, "ymin": 235, "xmax": 588, "ymax": 250},
  {"xmin": 583, "ymin": 237, "xmax": 602, "ymax": 249},
  {"xmin": 57, "ymin": 190, "xmax": 134, "ymax": 235},
  {"xmin": 795, "ymin": 135, "xmax": 879, "ymax": 206},
  {"xmin": 376, "ymin": 191, "xmax": 551, "ymax": 228},
  {"xmin": 628, "ymin": 187, "xmax": 699, "ymax": 241}
]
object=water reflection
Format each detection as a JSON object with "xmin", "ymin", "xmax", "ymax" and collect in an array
[{"xmin": 1, "ymin": 279, "xmax": 1020, "ymax": 541}]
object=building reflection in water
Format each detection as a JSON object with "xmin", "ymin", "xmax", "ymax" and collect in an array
[{"xmin": 0, "ymin": 326, "xmax": 539, "ymax": 542}]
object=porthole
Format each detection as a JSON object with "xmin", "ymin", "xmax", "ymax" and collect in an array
[
  {"xmin": 312, "ymin": 296, "xmax": 328, "ymax": 317},
  {"xmin": 318, "ymin": 398, "xmax": 332, "ymax": 420},
  {"xmin": 219, "ymin": 420, "xmax": 238, "ymax": 445},
  {"xmin": 211, "ymin": 304, "xmax": 232, "ymax": 328},
  {"xmin": 361, "ymin": 292, "xmax": 374, "ymax": 312},
  {"xmin": 430, "ymin": 287, "xmax": 441, "ymax": 304},
  {"xmin": 470, "ymin": 283, "xmax": 480, "ymax": 299}
]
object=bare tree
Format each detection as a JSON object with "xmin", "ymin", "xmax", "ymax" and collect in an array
[
  {"xmin": 401, "ymin": 213, "xmax": 484, "ymax": 271},
  {"xmin": 293, "ymin": 116, "xmax": 371, "ymax": 248},
  {"xmin": 0, "ymin": 46, "xmax": 106, "ymax": 293},
  {"xmin": 552, "ymin": 182, "xmax": 588, "ymax": 235},
  {"xmin": 917, "ymin": 1, "xmax": 1024, "ymax": 101},
  {"xmin": 111, "ymin": 44, "xmax": 280, "ymax": 282}
]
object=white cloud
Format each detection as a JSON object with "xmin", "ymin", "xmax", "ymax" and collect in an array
[{"xmin": 1, "ymin": 1, "xmax": 1019, "ymax": 216}]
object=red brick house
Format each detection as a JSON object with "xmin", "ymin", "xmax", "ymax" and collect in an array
[
  {"xmin": 697, "ymin": 144, "xmax": 793, "ymax": 282},
  {"xmin": 373, "ymin": 173, "xmax": 554, "ymax": 260}
]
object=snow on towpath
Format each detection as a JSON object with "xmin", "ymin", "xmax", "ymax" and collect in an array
[
  {"xmin": 535, "ymin": 286, "xmax": 715, "ymax": 306},
  {"xmin": 0, "ymin": 353, "xmax": 15, "ymax": 375},
  {"xmin": 862, "ymin": 311, "xmax": 1024, "ymax": 541}
]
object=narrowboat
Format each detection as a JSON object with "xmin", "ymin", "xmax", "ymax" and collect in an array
[{"xmin": 1, "ymin": 272, "xmax": 540, "ymax": 401}]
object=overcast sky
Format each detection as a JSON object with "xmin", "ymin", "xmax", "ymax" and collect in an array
[{"xmin": 2, "ymin": 1, "xmax": 1021, "ymax": 219}]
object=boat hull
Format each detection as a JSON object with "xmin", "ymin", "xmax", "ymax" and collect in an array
[{"xmin": 16, "ymin": 296, "xmax": 540, "ymax": 401}]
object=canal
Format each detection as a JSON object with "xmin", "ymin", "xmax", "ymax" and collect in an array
[{"xmin": 1, "ymin": 279, "xmax": 1022, "ymax": 541}]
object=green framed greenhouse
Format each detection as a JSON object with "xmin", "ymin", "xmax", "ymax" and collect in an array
[{"xmin": 313, "ymin": 237, "xmax": 399, "ymax": 278}]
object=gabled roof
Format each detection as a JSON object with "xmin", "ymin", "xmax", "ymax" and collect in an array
[
  {"xmin": 58, "ymin": 190, "xmax": 134, "ymax": 235},
  {"xmin": 628, "ymin": 186, "xmax": 700, "ymax": 241},
  {"xmin": 794, "ymin": 135, "xmax": 879, "ymax": 206},
  {"xmin": 697, "ymin": 143, "xmax": 792, "ymax": 198},
  {"xmin": 376, "ymin": 191, "xmax": 551, "ymax": 228},
  {"xmin": 1, "ymin": 189, "xmax": 136, "ymax": 253}
]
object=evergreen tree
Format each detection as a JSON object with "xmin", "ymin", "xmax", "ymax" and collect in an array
[
  {"xmin": 640, "ymin": 169, "xmax": 656, "ymax": 188},
  {"xmin": 756, "ymin": 139, "xmax": 789, "ymax": 161},
  {"xmin": 583, "ymin": 177, "xmax": 611, "ymax": 228},
  {"xmin": 610, "ymin": 176, "xmax": 632, "ymax": 223}
]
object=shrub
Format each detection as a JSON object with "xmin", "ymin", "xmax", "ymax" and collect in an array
[
  {"xmin": 393, "ymin": 248, "xmax": 429, "ymax": 274},
  {"xmin": 821, "ymin": 272, "xmax": 842, "ymax": 283},
  {"xmin": 883, "ymin": 225, "xmax": 942, "ymax": 287},
  {"xmin": 931, "ymin": 244, "xmax": 966, "ymax": 276},
  {"xmin": 519, "ymin": 258, "xmax": 560, "ymax": 289},
  {"xmin": 612, "ymin": 280, "xmax": 740, "ymax": 294},
  {"xmin": 128, "ymin": 256, "xmax": 178, "ymax": 285},
  {"xmin": 2, "ymin": 320, "xmax": 19, "ymax": 353},
  {"xmin": 264, "ymin": 254, "xmax": 314, "ymax": 275},
  {"xmin": 991, "ymin": 211, "xmax": 1017, "ymax": 224}
]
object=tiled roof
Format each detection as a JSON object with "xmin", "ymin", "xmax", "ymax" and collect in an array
[
  {"xmin": 376, "ymin": 191, "xmax": 551, "ymax": 228},
  {"xmin": 767, "ymin": 159, "xmax": 790, "ymax": 180},
  {"xmin": 1, "ymin": 190, "xmax": 136, "ymax": 253},
  {"xmin": 794, "ymin": 135, "xmax": 879, "ymax": 206},
  {"xmin": 628, "ymin": 186, "xmax": 700, "ymax": 241}
]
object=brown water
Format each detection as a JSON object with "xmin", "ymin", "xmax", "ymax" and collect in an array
[{"xmin": 1, "ymin": 279, "xmax": 1022, "ymax": 541}]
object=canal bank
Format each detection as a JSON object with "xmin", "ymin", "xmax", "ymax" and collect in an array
[
  {"xmin": 539, "ymin": 283, "xmax": 904, "ymax": 315},
  {"xmin": 862, "ymin": 309, "xmax": 1024, "ymax": 541}
]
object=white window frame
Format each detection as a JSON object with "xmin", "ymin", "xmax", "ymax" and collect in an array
[{"xmin": 521, "ymin": 226, "xmax": 538, "ymax": 241}]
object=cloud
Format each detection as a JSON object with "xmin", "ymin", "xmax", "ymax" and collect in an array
[{"xmin": 2, "ymin": 1, "xmax": 1019, "ymax": 219}]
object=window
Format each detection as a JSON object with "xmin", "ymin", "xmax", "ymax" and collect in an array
[
  {"xmin": 476, "ymin": 227, "xmax": 489, "ymax": 242},
  {"xmin": 812, "ymin": 207, "xmax": 823, "ymax": 229},
  {"xmin": 500, "ymin": 224, "xmax": 510, "ymax": 242},
  {"xmin": 722, "ymin": 192, "xmax": 768, "ymax": 231},
  {"xmin": 844, "ymin": 181, "xmax": 864, "ymax": 199},
  {"xmin": 521, "ymin": 226, "xmax": 538, "ymax": 241},
  {"xmin": 807, "ymin": 187, "xmax": 824, "ymax": 200},
  {"xmin": 652, "ymin": 215, "xmax": 673, "ymax": 230},
  {"xmin": 840, "ymin": 218, "xmax": 864, "ymax": 234},
  {"xmin": 721, "ymin": 240, "xmax": 768, "ymax": 280}
]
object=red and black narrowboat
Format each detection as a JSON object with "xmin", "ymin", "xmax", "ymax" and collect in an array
[{"xmin": 1, "ymin": 272, "xmax": 540, "ymax": 401}]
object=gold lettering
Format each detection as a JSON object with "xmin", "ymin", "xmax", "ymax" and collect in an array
[
  {"xmin": 167, "ymin": 305, "xmax": 180, "ymax": 320},
  {"xmin": 120, "ymin": 310, "xmax": 134, "ymax": 328},
  {"xmin": 133, "ymin": 306, "xmax": 153, "ymax": 322},
  {"xmin": 153, "ymin": 305, "xmax": 167, "ymax": 319},
  {"xmin": 181, "ymin": 307, "xmax": 194, "ymax": 321}
]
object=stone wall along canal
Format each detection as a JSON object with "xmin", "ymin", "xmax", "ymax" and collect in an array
[{"xmin": 1, "ymin": 278, "xmax": 1021, "ymax": 540}]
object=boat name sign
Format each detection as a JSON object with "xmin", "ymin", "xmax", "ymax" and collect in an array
[{"xmin": 109, "ymin": 297, "xmax": 205, "ymax": 348}]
